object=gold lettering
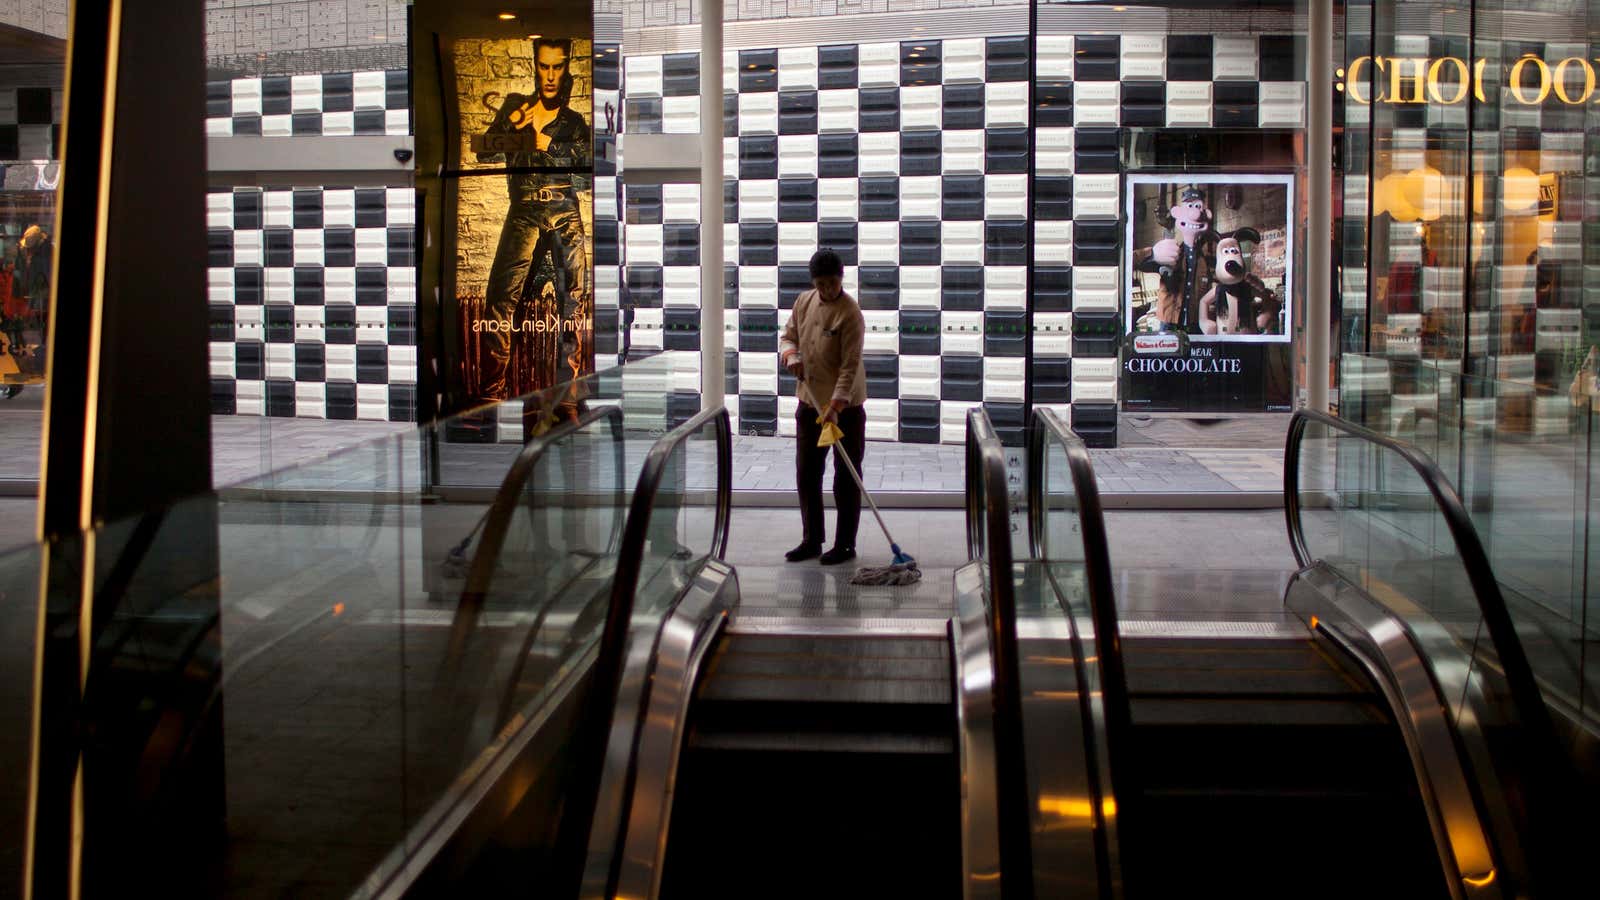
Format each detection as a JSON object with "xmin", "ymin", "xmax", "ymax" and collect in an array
[
  {"xmin": 1372, "ymin": 56, "xmax": 1388, "ymax": 102},
  {"xmin": 1427, "ymin": 56, "xmax": 1469, "ymax": 105},
  {"xmin": 1553, "ymin": 57, "xmax": 1594, "ymax": 104},
  {"xmin": 1509, "ymin": 54, "xmax": 1552, "ymax": 104},
  {"xmin": 1474, "ymin": 57, "xmax": 1488, "ymax": 103},
  {"xmin": 1388, "ymin": 57, "xmax": 1428, "ymax": 104},
  {"xmin": 1347, "ymin": 56, "xmax": 1371, "ymax": 104}
]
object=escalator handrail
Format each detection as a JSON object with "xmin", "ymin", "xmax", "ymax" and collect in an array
[
  {"xmin": 965, "ymin": 408, "xmax": 1037, "ymax": 900},
  {"xmin": 1027, "ymin": 407, "xmax": 1133, "ymax": 884},
  {"xmin": 1284, "ymin": 408, "xmax": 1558, "ymax": 755},
  {"xmin": 565, "ymin": 404, "xmax": 733, "ymax": 897}
]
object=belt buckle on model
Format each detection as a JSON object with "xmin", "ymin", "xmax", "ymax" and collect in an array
[{"xmin": 537, "ymin": 187, "xmax": 560, "ymax": 202}]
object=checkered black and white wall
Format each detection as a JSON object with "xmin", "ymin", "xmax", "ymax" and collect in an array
[
  {"xmin": 0, "ymin": 85, "xmax": 61, "ymax": 161},
  {"xmin": 205, "ymin": 69, "xmax": 411, "ymax": 137},
  {"xmin": 617, "ymin": 33, "xmax": 1308, "ymax": 443}
]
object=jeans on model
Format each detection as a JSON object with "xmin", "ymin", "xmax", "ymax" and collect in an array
[
  {"xmin": 479, "ymin": 191, "xmax": 588, "ymax": 400},
  {"xmin": 796, "ymin": 403, "xmax": 866, "ymax": 550}
]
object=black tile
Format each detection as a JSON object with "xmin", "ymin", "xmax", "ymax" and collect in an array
[
  {"xmin": 724, "ymin": 92, "xmax": 739, "ymax": 137},
  {"xmin": 1121, "ymin": 82, "xmax": 1165, "ymax": 127},
  {"xmin": 942, "ymin": 356, "xmax": 982, "ymax": 400},
  {"xmin": 206, "ymin": 80, "xmax": 232, "ymax": 118},
  {"xmin": 295, "ymin": 342, "xmax": 326, "ymax": 382},
  {"xmin": 739, "ymin": 49, "xmax": 779, "ymax": 92},
  {"xmin": 235, "ymin": 342, "xmax": 263, "ymax": 379},
  {"xmin": 664, "ymin": 52, "xmax": 700, "ymax": 97},
  {"xmin": 780, "ymin": 266, "xmax": 813, "ymax": 308},
  {"xmin": 1073, "ymin": 221, "xmax": 1120, "ymax": 266},
  {"xmin": 231, "ymin": 115, "xmax": 262, "ymax": 137},
  {"xmin": 594, "ymin": 218, "xmax": 619, "ymax": 266},
  {"xmin": 819, "ymin": 221, "xmax": 858, "ymax": 264},
  {"xmin": 386, "ymin": 226, "xmax": 415, "ymax": 267},
  {"xmin": 724, "ymin": 264, "xmax": 739, "ymax": 309},
  {"xmin": 663, "ymin": 223, "xmax": 699, "ymax": 266},
  {"xmin": 858, "ymin": 266, "xmax": 900, "ymax": 310},
  {"xmin": 859, "ymin": 87, "xmax": 899, "ymax": 132},
  {"xmin": 818, "ymin": 133, "xmax": 858, "ymax": 178},
  {"xmin": 233, "ymin": 189, "xmax": 263, "ymax": 229},
  {"xmin": 1035, "ymin": 176, "xmax": 1073, "ymax": 221},
  {"xmin": 984, "ymin": 310, "xmax": 1027, "ymax": 357},
  {"xmin": 324, "ymin": 226, "xmax": 356, "ymax": 267},
  {"xmin": 1259, "ymin": 35, "xmax": 1304, "ymax": 82},
  {"xmin": 1167, "ymin": 35, "xmax": 1214, "ymax": 82},
  {"xmin": 356, "ymin": 266, "xmax": 387, "ymax": 305},
  {"xmin": 264, "ymin": 228, "xmax": 293, "ymax": 267},
  {"xmin": 1034, "ymin": 359, "xmax": 1071, "ymax": 404},
  {"xmin": 818, "ymin": 45, "xmax": 859, "ymax": 89},
  {"xmin": 900, "ymin": 221, "xmax": 941, "ymax": 266},
  {"xmin": 265, "ymin": 380, "xmax": 295, "ymax": 417},
  {"xmin": 292, "ymin": 189, "xmax": 323, "ymax": 228},
  {"xmin": 779, "ymin": 178, "xmax": 819, "ymax": 221},
  {"xmin": 389, "ymin": 385, "xmax": 416, "ymax": 424},
  {"xmin": 353, "ymin": 109, "xmax": 386, "ymax": 134},
  {"xmin": 388, "ymin": 306, "xmax": 416, "ymax": 345},
  {"xmin": 901, "ymin": 131, "xmax": 940, "ymax": 176},
  {"xmin": 724, "ymin": 179, "xmax": 738, "ymax": 224},
  {"xmin": 385, "ymin": 70, "xmax": 409, "ymax": 110},
  {"xmin": 859, "ymin": 177, "xmax": 899, "ymax": 221},
  {"xmin": 209, "ymin": 303, "xmax": 233, "ymax": 341},
  {"xmin": 234, "ymin": 267, "xmax": 263, "ymax": 305},
  {"xmin": 1075, "ymin": 128, "xmax": 1121, "ymax": 174},
  {"xmin": 942, "ymin": 266, "xmax": 983, "ymax": 311},
  {"xmin": 943, "ymin": 83, "xmax": 985, "ymax": 130},
  {"xmin": 0, "ymin": 126, "xmax": 16, "ymax": 159},
  {"xmin": 626, "ymin": 98, "xmax": 662, "ymax": 134},
  {"xmin": 326, "ymin": 306, "xmax": 357, "ymax": 344},
  {"xmin": 779, "ymin": 90, "xmax": 818, "ymax": 134},
  {"xmin": 1213, "ymin": 83, "xmax": 1258, "ymax": 128},
  {"xmin": 1075, "ymin": 35, "xmax": 1121, "ymax": 81},
  {"xmin": 985, "ymin": 127, "xmax": 1028, "ymax": 174},
  {"xmin": 293, "ymin": 266, "xmax": 324, "ymax": 305},
  {"xmin": 1036, "ymin": 81, "xmax": 1073, "ymax": 127},
  {"xmin": 739, "ymin": 222, "xmax": 779, "ymax": 266},
  {"xmin": 985, "ymin": 221, "xmax": 1028, "ymax": 266},
  {"xmin": 261, "ymin": 76, "xmax": 292, "ymax": 115},
  {"xmin": 292, "ymin": 112, "xmax": 322, "ymax": 135},
  {"xmin": 626, "ymin": 266, "xmax": 664, "ymax": 307},
  {"xmin": 901, "ymin": 40, "xmax": 941, "ymax": 86},
  {"xmin": 326, "ymin": 383, "xmax": 358, "ymax": 420},
  {"xmin": 265, "ymin": 306, "xmax": 293, "ymax": 343},
  {"xmin": 357, "ymin": 345, "xmax": 388, "ymax": 384},
  {"xmin": 986, "ymin": 36, "xmax": 1030, "ymax": 82},
  {"xmin": 208, "ymin": 228, "xmax": 234, "ymax": 268},
  {"xmin": 739, "ymin": 135, "xmax": 778, "ymax": 180},
  {"xmin": 739, "ymin": 308, "xmax": 779, "ymax": 352},
  {"xmin": 626, "ymin": 184, "xmax": 663, "ymax": 224},
  {"xmin": 595, "ymin": 45, "xmax": 621, "ymax": 91},
  {"xmin": 942, "ymin": 175, "xmax": 984, "ymax": 221},
  {"xmin": 1035, "ymin": 265, "xmax": 1072, "ymax": 312},
  {"xmin": 354, "ymin": 187, "xmax": 387, "ymax": 227}
]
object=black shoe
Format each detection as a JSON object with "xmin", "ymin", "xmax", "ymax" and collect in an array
[
  {"xmin": 819, "ymin": 546, "xmax": 856, "ymax": 566},
  {"xmin": 785, "ymin": 542, "xmax": 822, "ymax": 562}
]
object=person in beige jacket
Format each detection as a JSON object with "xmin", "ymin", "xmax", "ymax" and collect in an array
[{"xmin": 778, "ymin": 249, "xmax": 868, "ymax": 565}]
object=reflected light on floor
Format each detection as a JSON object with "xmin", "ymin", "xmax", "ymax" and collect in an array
[{"xmin": 1038, "ymin": 795, "xmax": 1116, "ymax": 820}]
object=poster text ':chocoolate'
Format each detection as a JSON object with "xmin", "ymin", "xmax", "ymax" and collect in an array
[
  {"xmin": 1341, "ymin": 54, "xmax": 1600, "ymax": 106},
  {"xmin": 1126, "ymin": 357, "xmax": 1245, "ymax": 375}
]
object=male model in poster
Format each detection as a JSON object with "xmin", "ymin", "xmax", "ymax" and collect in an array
[{"xmin": 474, "ymin": 37, "xmax": 592, "ymax": 400}]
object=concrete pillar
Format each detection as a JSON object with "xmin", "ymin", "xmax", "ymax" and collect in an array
[{"xmin": 699, "ymin": 1, "xmax": 725, "ymax": 409}]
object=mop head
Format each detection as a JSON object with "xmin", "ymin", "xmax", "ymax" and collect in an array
[{"xmin": 850, "ymin": 561, "xmax": 922, "ymax": 586}]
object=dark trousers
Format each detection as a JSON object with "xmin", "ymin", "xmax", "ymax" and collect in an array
[
  {"xmin": 480, "ymin": 193, "xmax": 588, "ymax": 400},
  {"xmin": 796, "ymin": 403, "xmax": 866, "ymax": 550}
]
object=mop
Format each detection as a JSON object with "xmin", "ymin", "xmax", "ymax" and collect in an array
[{"xmin": 817, "ymin": 415, "xmax": 922, "ymax": 586}]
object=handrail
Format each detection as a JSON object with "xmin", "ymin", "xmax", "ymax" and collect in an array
[
  {"xmin": 965, "ymin": 408, "xmax": 1036, "ymax": 900},
  {"xmin": 1283, "ymin": 407, "xmax": 1577, "ymax": 896},
  {"xmin": 1027, "ymin": 408, "xmax": 1132, "ymax": 898},
  {"xmin": 444, "ymin": 404, "xmax": 626, "ymax": 668},
  {"xmin": 560, "ymin": 404, "xmax": 733, "ymax": 897},
  {"xmin": 964, "ymin": 413, "xmax": 987, "ymax": 560}
]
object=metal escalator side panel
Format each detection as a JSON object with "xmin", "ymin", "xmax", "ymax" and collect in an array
[
  {"xmin": 580, "ymin": 559, "xmax": 737, "ymax": 900},
  {"xmin": 954, "ymin": 561, "xmax": 1003, "ymax": 900},
  {"xmin": 1286, "ymin": 563, "xmax": 1512, "ymax": 900}
]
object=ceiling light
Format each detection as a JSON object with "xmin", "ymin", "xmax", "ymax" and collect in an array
[
  {"xmin": 497, "ymin": 12, "xmax": 517, "ymax": 20},
  {"xmin": 527, "ymin": 33, "xmax": 541, "ymax": 40}
]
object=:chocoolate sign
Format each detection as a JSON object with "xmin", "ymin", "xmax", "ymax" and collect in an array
[{"xmin": 1341, "ymin": 54, "xmax": 1600, "ymax": 106}]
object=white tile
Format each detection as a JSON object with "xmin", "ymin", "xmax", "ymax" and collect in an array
[
  {"xmin": 779, "ymin": 222, "xmax": 818, "ymax": 264},
  {"xmin": 260, "ymin": 114, "xmax": 293, "ymax": 137},
  {"xmin": 1166, "ymin": 81, "xmax": 1212, "ymax": 127},
  {"xmin": 262, "ymin": 191, "xmax": 293, "ymax": 228},
  {"xmin": 326, "ymin": 345, "xmax": 357, "ymax": 383},
  {"xmin": 1260, "ymin": 82, "xmax": 1306, "ymax": 127},
  {"xmin": 323, "ymin": 189, "xmax": 356, "ymax": 227},
  {"xmin": 1213, "ymin": 36, "xmax": 1258, "ymax": 81},
  {"xmin": 942, "ymin": 220, "xmax": 984, "ymax": 265},
  {"xmin": 1073, "ymin": 266, "xmax": 1120, "ymax": 312},
  {"xmin": 739, "ymin": 266, "xmax": 778, "ymax": 308},
  {"xmin": 206, "ymin": 117, "xmax": 233, "ymax": 137},
  {"xmin": 900, "ymin": 85, "xmax": 942, "ymax": 131},
  {"xmin": 778, "ymin": 46, "xmax": 819, "ymax": 92},
  {"xmin": 984, "ymin": 174, "xmax": 1028, "ymax": 220},
  {"xmin": 1034, "ymin": 222, "xmax": 1073, "ymax": 265},
  {"xmin": 739, "ymin": 179, "xmax": 778, "ymax": 222},
  {"xmin": 352, "ymin": 71, "xmax": 387, "ymax": 109},
  {"xmin": 818, "ymin": 89, "xmax": 860, "ymax": 133},
  {"xmin": 663, "ymin": 183, "xmax": 700, "ymax": 223},
  {"xmin": 664, "ymin": 267, "xmax": 700, "ymax": 307},
  {"xmin": 1034, "ymin": 312, "xmax": 1073, "ymax": 357},
  {"xmin": 294, "ymin": 304, "xmax": 325, "ymax": 343},
  {"xmin": 1075, "ymin": 82, "xmax": 1119, "ymax": 125},
  {"xmin": 208, "ymin": 267, "xmax": 235, "ymax": 304},
  {"xmin": 778, "ymin": 134, "xmax": 818, "ymax": 178},
  {"xmin": 292, "ymin": 229, "xmax": 324, "ymax": 266},
  {"xmin": 942, "ymin": 38, "xmax": 987, "ymax": 84},
  {"xmin": 627, "ymin": 223, "xmax": 664, "ymax": 265},
  {"xmin": 1036, "ymin": 127, "xmax": 1074, "ymax": 174},
  {"xmin": 263, "ymin": 267, "xmax": 293, "ymax": 305},
  {"xmin": 295, "ymin": 382, "xmax": 327, "ymax": 419},
  {"xmin": 984, "ymin": 357, "xmax": 1027, "ymax": 402},
  {"xmin": 858, "ymin": 130, "xmax": 899, "ymax": 176},
  {"xmin": 231, "ymin": 78, "xmax": 262, "ymax": 116},
  {"xmin": 207, "ymin": 192, "xmax": 233, "ymax": 229},
  {"xmin": 209, "ymin": 342, "xmax": 235, "ymax": 379},
  {"xmin": 818, "ymin": 178, "xmax": 858, "ymax": 221},
  {"xmin": 356, "ymin": 384, "xmax": 388, "ymax": 421},
  {"xmin": 941, "ymin": 129, "xmax": 985, "ymax": 175},
  {"xmin": 324, "ymin": 267, "xmax": 356, "ymax": 305},
  {"xmin": 858, "ymin": 221, "xmax": 899, "ymax": 265},
  {"xmin": 1073, "ymin": 174, "xmax": 1120, "ymax": 219},
  {"xmin": 1036, "ymin": 35, "xmax": 1073, "ymax": 81},
  {"xmin": 1121, "ymin": 35, "xmax": 1165, "ymax": 80},
  {"xmin": 858, "ymin": 42, "xmax": 900, "ymax": 88},
  {"xmin": 985, "ymin": 82, "xmax": 1029, "ymax": 128},
  {"xmin": 626, "ymin": 55, "xmax": 664, "ymax": 98},
  {"xmin": 739, "ymin": 91, "xmax": 779, "ymax": 136},
  {"xmin": 291, "ymin": 74, "xmax": 322, "ymax": 112},
  {"xmin": 900, "ymin": 266, "xmax": 941, "ymax": 309},
  {"xmin": 663, "ymin": 96, "xmax": 699, "ymax": 133},
  {"xmin": 984, "ymin": 266, "xmax": 1026, "ymax": 311},
  {"xmin": 387, "ymin": 267, "xmax": 417, "ymax": 305},
  {"xmin": 899, "ymin": 176, "xmax": 942, "ymax": 220}
]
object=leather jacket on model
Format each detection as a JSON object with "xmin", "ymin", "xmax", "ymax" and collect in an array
[{"xmin": 476, "ymin": 94, "xmax": 592, "ymax": 198}]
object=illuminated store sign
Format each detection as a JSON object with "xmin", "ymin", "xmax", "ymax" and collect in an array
[{"xmin": 1340, "ymin": 54, "xmax": 1600, "ymax": 105}]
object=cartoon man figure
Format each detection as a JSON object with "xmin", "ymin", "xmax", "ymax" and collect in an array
[
  {"xmin": 475, "ymin": 37, "xmax": 592, "ymax": 401},
  {"xmin": 1134, "ymin": 187, "xmax": 1213, "ymax": 334}
]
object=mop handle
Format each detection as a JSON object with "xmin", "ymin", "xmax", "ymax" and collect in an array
[{"xmin": 832, "ymin": 441, "xmax": 898, "ymax": 548}]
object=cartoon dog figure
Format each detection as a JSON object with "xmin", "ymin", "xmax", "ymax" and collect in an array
[{"xmin": 1200, "ymin": 228, "xmax": 1278, "ymax": 336}]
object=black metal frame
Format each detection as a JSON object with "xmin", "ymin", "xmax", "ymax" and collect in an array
[
  {"xmin": 1283, "ymin": 407, "xmax": 1579, "ymax": 896},
  {"xmin": 1027, "ymin": 408, "xmax": 1132, "ymax": 899},
  {"xmin": 559, "ymin": 404, "xmax": 733, "ymax": 894},
  {"xmin": 965, "ymin": 408, "xmax": 1036, "ymax": 900}
]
